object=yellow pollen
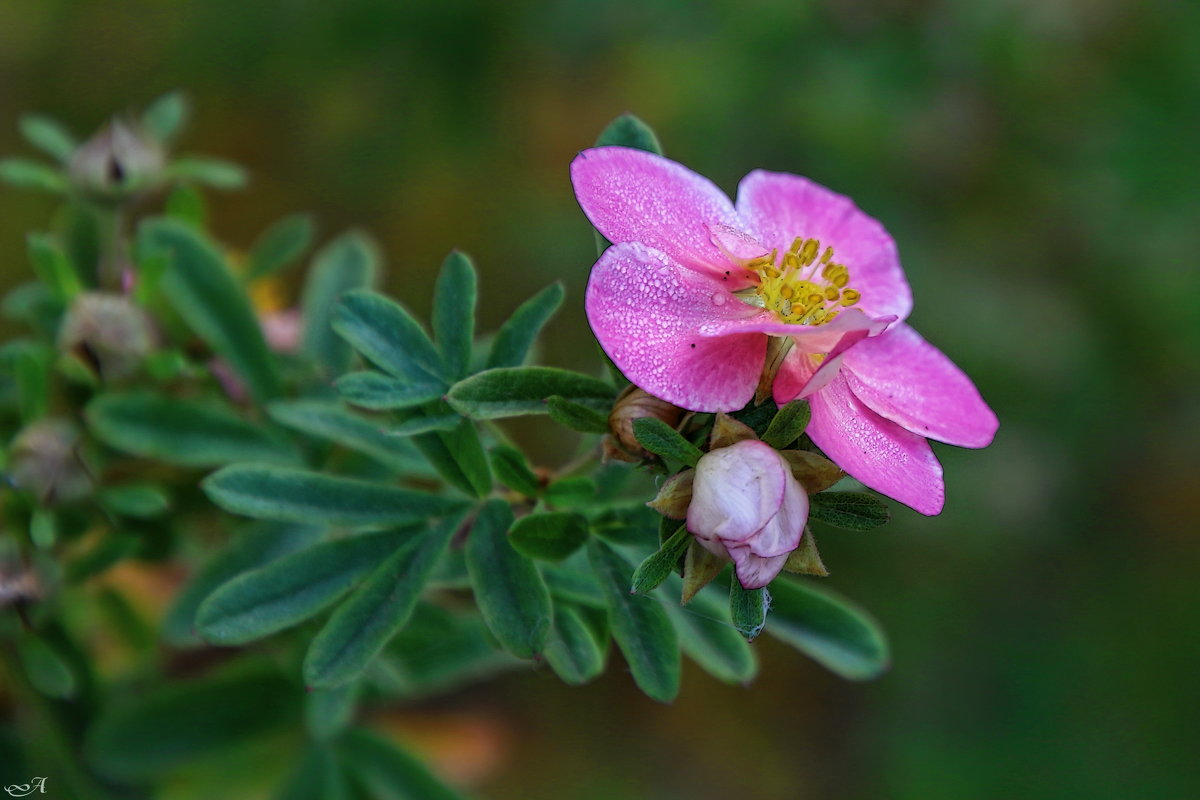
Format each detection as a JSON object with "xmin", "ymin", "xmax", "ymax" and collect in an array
[{"xmin": 748, "ymin": 235, "xmax": 862, "ymax": 326}]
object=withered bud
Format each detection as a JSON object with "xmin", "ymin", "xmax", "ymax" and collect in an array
[
  {"xmin": 68, "ymin": 118, "xmax": 164, "ymax": 201},
  {"xmin": 647, "ymin": 469, "xmax": 694, "ymax": 519},
  {"xmin": 7, "ymin": 419, "xmax": 92, "ymax": 506},
  {"xmin": 57, "ymin": 292, "xmax": 154, "ymax": 382},
  {"xmin": 779, "ymin": 449, "xmax": 845, "ymax": 494},
  {"xmin": 607, "ymin": 386, "xmax": 685, "ymax": 460}
]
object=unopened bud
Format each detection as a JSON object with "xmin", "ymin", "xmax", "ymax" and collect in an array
[
  {"xmin": 57, "ymin": 292, "xmax": 154, "ymax": 382},
  {"xmin": 607, "ymin": 386, "xmax": 685, "ymax": 460},
  {"xmin": 7, "ymin": 419, "xmax": 92, "ymax": 506},
  {"xmin": 68, "ymin": 118, "xmax": 164, "ymax": 201}
]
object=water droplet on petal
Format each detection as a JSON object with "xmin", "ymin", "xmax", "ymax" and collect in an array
[{"xmin": 711, "ymin": 292, "xmax": 727, "ymax": 307}]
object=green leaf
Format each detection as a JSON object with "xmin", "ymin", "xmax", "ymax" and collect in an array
[
  {"xmin": 486, "ymin": 282, "xmax": 564, "ymax": 369},
  {"xmin": 165, "ymin": 156, "xmax": 247, "ymax": 189},
  {"xmin": 546, "ymin": 394, "xmax": 610, "ymax": 434},
  {"xmin": 432, "ymin": 251, "xmax": 477, "ymax": 379},
  {"xmin": 196, "ymin": 530, "xmax": 415, "ymax": 645},
  {"xmin": 630, "ymin": 525, "xmax": 689, "ymax": 595},
  {"xmin": 303, "ymin": 515, "xmax": 460, "ymax": 688},
  {"xmin": 275, "ymin": 746, "xmax": 351, "ymax": 800},
  {"xmin": 661, "ymin": 575, "xmax": 757, "ymax": 685},
  {"xmin": 447, "ymin": 366, "xmax": 614, "ymax": 420},
  {"xmin": 809, "ymin": 492, "xmax": 891, "ymax": 530},
  {"xmin": 338, "ymin": 728, "xmax": 466, "ymax": 800},
  {"xmin": 10, "ymin": 343, "xmax": 53, "ymax": 422},
  {"xmin": 730, "ymin": 582, "xmax": 770, "ymax": 642},
  {"xmin": 412, "ymin": 417, "xmax": 492, "ymax": 497},
  {"xmin": 96, "ymin": 483, "xmax": 170, "ymax": 518},
  {"xmin": 141, "ymin": 218, "xmax": 281, "ymax": 401},
  {"xmin": 203, "ymin": 465, "xmax": 467, "ymax": 527},
  {"xmin": 761, "ymin": 399, "xmax": 812, "ymax": 449},
  {"xmin": 766, "ymin": 578, "xmax": 890, "ymax": 680},
  {"xmin": 85, "ymin": 666, "xmax": 297, "ymax": 781},
  {"xmin": 87, "ymin": 392, "xmax": 296, "ymax": 467},
  {"xmin": 18, "ymin": 636, "xmax": 77, "ymax": 699},
  {"xmin": 587, "ymin": 539, "xmax": 680, "ymax": 702},
  {"xmin": 19, "ymin": 114, "xmax": 76, "ymax": 163},
  {"xmin": 595, "ymin": 112, "xmax": 664, "ymax": 154},
  {"xmin": 385, "ymin": 413, "xmax": 462, "ymax": 437},
  {"xmin": 333, "ymin": 289, "xmax": 449, "ymax": 385},
  {"xmin": 543, "ymin": 476, "xmax": 597, "ymax": 509},
  {"xmin": 142, "ymin": 90, "xmax": 189, "ymax": 142},
  {"xmin": 164, "ymin": 184, "xmax": 207, "ymax": 228},
  {"xmin": 245, "ymin": 214, "xmax": 315, "ymax": 280},
  {"xmin": 335, "ymin": 371, "xmax": 442, "ymax": 410},
  {"xmin": 305, "ymin": 684, "xmax": 358, "ymax": 743},
  {"xmin": 301, "ymin": 231, "xmax": 380, "ymax": 379},
  {"xmin": 488, "ymin": 444, "xmax": 539, "ymax": 497},
  {"xmin": 26, "ymin": 233, "xmax": 82, "ymax": 301},
  {"xmin": 162, "ymin": 522, "xmax": 324, "ymax": 645},
  {"xmin": 508, "ymin": 512, "xmax": 588, "ymax": 561},
  {"xmin": 267, "ymin": 399, "xmax": 427, "ymax": 473},
  {"xmin": 0, "ymin": 158, "xmax": 65, "ymax": 193},
  {"xmin": 465, "ymin": 499, "xmax": 552, "ymax": 658},
  {"xmin": 632, "ymin": 417, "xmax": 702, "ymax": 467},
  {"xmin": 544, "ymin": 603, "xmax": 606, "ymax": 685}
]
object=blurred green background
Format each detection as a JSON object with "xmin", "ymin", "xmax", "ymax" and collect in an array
[{"xmin": 2, "ymin": 0, "xmax": 1198, "ymax": 798}]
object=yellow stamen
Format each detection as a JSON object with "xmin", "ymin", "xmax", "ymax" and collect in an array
[{"xmin": 746, "ymin": 234, "xmax": 863, "ymax": 327}]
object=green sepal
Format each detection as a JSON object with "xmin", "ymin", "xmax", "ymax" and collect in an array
[{"xmin": 630, "ymin": 524, "xmax": 689, "ymax": 594}]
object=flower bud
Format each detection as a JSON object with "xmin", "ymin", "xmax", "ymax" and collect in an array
[
  {"xmin": 57, "ymin": 292, "xmax": 154, "ymax": 382},
  {"xmin": 68, "ymin": 118, "xmax": 164, "ymax": 201},
  {"xmin": 607, "ymin": 386, "xmax": 685, "ymax": 460},
  {"xmin": 686, "ymin": 439, "xmax": 809, "ymax": 589},
  {"xmin": 7, "ymin": 419, "xmax": 92, "ymax": 506}
]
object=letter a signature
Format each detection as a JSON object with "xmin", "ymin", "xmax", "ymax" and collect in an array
[{"xmin": 4, "ymin": 777, "xmax": 47, "ymax": 797}]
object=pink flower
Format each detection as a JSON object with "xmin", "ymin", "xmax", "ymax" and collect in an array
[
  {"xmin": 572, "ymin": 147, "xmax": 997, "ymax": 515},
  {"xmin": 687, "ymin": 439, "xmax": 808, "ymax": 589}
]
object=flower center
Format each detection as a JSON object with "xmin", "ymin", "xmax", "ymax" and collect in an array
[{"xmin": 740, "ymin": 237, "xmax": 860, "ymax": 325}]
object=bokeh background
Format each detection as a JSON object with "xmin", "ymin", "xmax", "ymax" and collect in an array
[{"xmin": 2, "ymin": 0, "xmax": 1199, "ymax": 798}]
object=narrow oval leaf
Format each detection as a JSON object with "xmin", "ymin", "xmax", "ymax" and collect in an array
[
  {"xmin": 142, "ymin": 90, "xmax": 189, "ymax": 142},
  {"xmin": 762, "ymin": 399, "xmax": 812, "ymax": 449},
  {"xmin": 338, "ymin": 728, "xmax": 466, "ymax": 800},
  {"xmin": 0, "ymin": 158, "xmax": 66, "ymax": 193},
  {"xmin": 203, "ymin": 465, "xmax": 467, "ymax": 527},
  {"xmin": 809, "ymin": 491, "xmax": 891, "ymax": 530},
  {"xmin": 432, "ymin": 251, "xmax": 476, "ymax": 379},
  {"xmin": 587, "ymin": 540, "xmax": 680, "ymax": 702},
  {"xmin": 87, "ymin": 392, "xmax": 296, "ymax": 467},
  {"xmin": 632, "ymin": 417, "xmax": 702, "ymax": 467},
  {"xmin": 544, "ymin": 603, "xmax": 606, "ymax": 685},
  {"xmin": 333, "ymin": 289, "xmax": 448, "ymax": 385},
  {"xmin": 447, "ymin": 366, "xmax": 615, "ymax": 420},
  {"xmin": 486, "ymin": 282, "xmax": 564, "ymax": 369},
  {"xmin": 18, "ymin": 636, "xmax": 77, "ymax": 698},
  {"xmin": 466, "ymin": 499, "xmax": 552, "ymax": 658},
  {"xmin": 196, "ymin": 530, "xmax": 414, "ymax": 644},
  {"xmin": 304, "ymin": 515, "xmax": 460, "ymax": 688},
  {"xmin": 386, "ymin": 414, "xmax": 463, "ymax": 437},
  {"xmin": 141, "ymin": 219, "xmax": 280, "ymax": 401},
  {"xmin": 661, "ymin": 575, "xmax": 757, "ymax": 685},
  {"xmin": 163, "ymin": 522, "xmax": 324, "ymax": 645},
  {"xmin": 546, "ymin": 394, "xmax": 610, "ymax": 434},
  {"xmin": 275, "ymin": 746, "xmax": 351, "ymax": 800},
  {"xmin": 508, "ymin": 512, "xmax": 588, "ymax": 561},
  {"xmin": 301, "ymin": 231, "xmax": 380, "ymax": 378},
  {"xmin": 165, "ymin": 184, "xmax": 207, "ymax": 228},
  {"xmin": 335, "ymin": 371, "xmax": 442, "ymax": 410},
  {"xmin": 631, "ymin": 525, "xmax": 689, "ymax": 595},
  {"xmin": 305, "ymin": 684, "xmax": 358, "ymax": 743},
  {"xmin": 595, "ymin": 112, "xmax": 664, "ymax": 154},
  {"xmin": 412, "ymin": 418, "xmax": 492, "ymax": 498},
  {"xmin": 730, "ymin": 582, "xmax": 770, "ymax": 642},
  {"xmin": 165, "ymin": 157, "xmax": 247, "ymax": 189},
  {"xmin": 96, "ymin": 483, "xmax": 170, "ymax": 518},
  {"xmin": 27, "ymin": 233, "xmax": 83, "ymax": 300},
  {"xmin": 766, "ymin": 578, "xmax": 890, "ymax": 680},
  {"xmin": 246, "ymin": 213, "xmax": 315, "ymax": 280},
  {"xmin": 488, "ymin": 444, "xmax": 539, "ymax": 497},
  {"xmin": 86, "ymin": 667, "xmax": 297, "ymax": 781},
  {"xmin": 19, "ymin": 114, "xmax": 76, "ymax": 163},
  {"xmin": 267, "ymin": 399, "xmax": 428, "ymax": 473}
]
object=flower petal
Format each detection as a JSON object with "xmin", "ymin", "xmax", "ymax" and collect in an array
[
  {"xmin": 572, "ymin": 147, "xmax": 745, "ymax": 279},
  {"xmin": 586, "ymin": 242, "xmax": 765, "ymax": 411},
  {"xmin": 842, "ymin": 323, "xmax": 998, "ymax": 448},
  {"xmin": 698, "ymin": 306, "xmax": 891, "ymax": 350},
  {"xmin": 745, "ymin": 469, "xmax": 808, "ymax": 558},
  {"xmin": 735, "ymin": 170, "xmax": 912, "ymax": 322},
  {"xmin": 688, "ymin": 440, "xmax": 787, "ymax": 543},
  {"xmin": 807, "ymin": 373, "xmax": 945, "ymax": 515},
  {"xmin": 725, "ymin": 545, "xmax": 789, "ymax": 590}
]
